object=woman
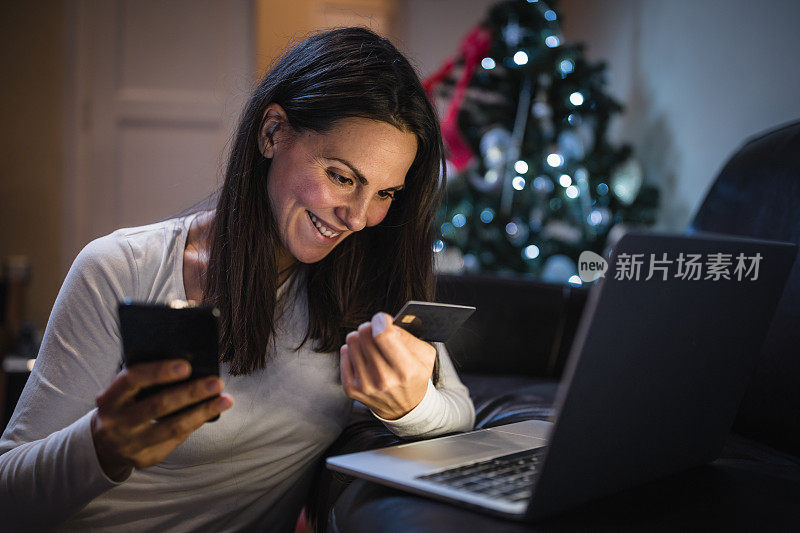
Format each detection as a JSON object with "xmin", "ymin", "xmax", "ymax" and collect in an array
[{"xmin": 0, "ymin": 27, "xmax": 475, "ymax": 531}]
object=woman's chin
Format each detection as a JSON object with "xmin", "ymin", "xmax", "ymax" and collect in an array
[{"xmin": 289, "ymin": 240, "xmax": 344, "ymax": 264}]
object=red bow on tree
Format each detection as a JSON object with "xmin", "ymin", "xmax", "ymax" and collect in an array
[{"xmin": 423, "ymin": 25, "xmax": 493, "ymax": 172}]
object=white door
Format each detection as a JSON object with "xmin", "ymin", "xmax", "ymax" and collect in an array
[{"xmin": 63, "ymin": 0, "xmax": 253, "ymax": 265}]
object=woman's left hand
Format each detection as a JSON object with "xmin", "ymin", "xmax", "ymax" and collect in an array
[{"xmin": 340, "ymin": 312, "xmax": 436, "ymax": 420}]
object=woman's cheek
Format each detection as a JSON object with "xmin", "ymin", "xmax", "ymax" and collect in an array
[
  {"xmin": 300, "ymin": 179, "xmax": 337, "ymax": 206},
  {"xmin": 366, "ymin": 202, "xmax": 392, "ymax": 227}
]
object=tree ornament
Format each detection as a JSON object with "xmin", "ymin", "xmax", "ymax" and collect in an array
[
  {"xmin": 532, "ymin": 175, "xmax": 554, "ymax": 195},
  {"xmin": 541, "ymin": 219, "xmax": 582, "ymax": 245},
  {"xmin": 610, "ymin": 158, "xmax": 644, "ymax": 205},
  {"xmin": 434, "ymin": 247, "xmax": 465, "ymax": 274},
  {"xmin": 541, "ymin": 254, "xmax": 578, "ymax": 284},
  {"xmin": 502, "ymin": 19, "xmax": 524, "ymax": 48},
  {"xmin": 463, "ymin": 253, "xmax": 479, "ymax": 273},
  {"xmin": 529, "ymin": 206, "xmax": 545, "ymax": 232},
  {"xmin": 467, "ymin": 168, "xmax": 503, "ymax": 193},
  {"xmin": 479, "ymin": 127, "xmax": 513, "ymax": 167},
  {"xmin": 557, "ymin": 130, "xmax": 585, "ymax": 161}
]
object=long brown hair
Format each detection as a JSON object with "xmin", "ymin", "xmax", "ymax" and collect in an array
[{"xmin": 203, "ymin": 27, "xmax": 446, "ymax": 375}]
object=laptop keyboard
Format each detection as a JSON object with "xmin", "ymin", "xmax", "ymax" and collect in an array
[{"xmin": 416, "ymin": 447, "xmax": 546, "ymax": 503}]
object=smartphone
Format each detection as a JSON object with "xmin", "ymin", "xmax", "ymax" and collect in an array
[
  {"xmin": 393, "ymin": 300, "xmax": 476, "ymax": 343},
  {"xmin": 118, "ymin": 299, "xmax": 222, "ymax": 421}
]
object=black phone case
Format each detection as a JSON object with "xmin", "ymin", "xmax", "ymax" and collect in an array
[{"xmin": 118, "ymin": 301, "xmax": 221, "ymax": 421}]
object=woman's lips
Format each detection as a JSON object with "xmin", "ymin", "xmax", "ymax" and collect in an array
[{"xmin": 307, "ymin": 210, "xmax": 342, "ymax": 239}]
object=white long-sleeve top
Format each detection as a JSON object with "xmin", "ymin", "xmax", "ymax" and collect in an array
[{"xmin": 0, "ymin": 213, "xmax": 475, "ymax": 532}]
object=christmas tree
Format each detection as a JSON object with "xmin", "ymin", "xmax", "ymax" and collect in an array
[{"xmin": 424, "ymin": 0, "xmax": 659, "ymax": 285}]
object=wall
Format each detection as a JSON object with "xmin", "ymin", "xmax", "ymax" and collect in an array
[
  {"xmin": 559, "ymin": 0, "xmax": 800, "ymax": 230},
  {"xmin": 0, "ymin": 1, "xmax": 64, "ymax": 330},
  {"xmin": 254, "ymin": 0, "xmax": 402, "ymax": 75},
  {"xmin": 399, "ymin": 0, "xmax": 497, "ymax": 76}
]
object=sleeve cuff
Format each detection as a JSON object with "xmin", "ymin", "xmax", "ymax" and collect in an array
[
  {"xmin": 371, "ymin": 379, "xmax": 444, "ymax": 437},
  {"xmin": 75, "ymin": 409, "xmax": 132, "ymax": 486}
]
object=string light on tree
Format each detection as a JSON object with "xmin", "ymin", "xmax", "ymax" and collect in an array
[
  {"xmin": 546, "ymin": 153, "xmax": 564, "ymax": 167},
  {"xmin": 481, "ymin": 57, "xmax": 496, "ymax": 70},
  {"xmin": 514, "ymin": 160, "xmax": 529, "ymax": 174},
  {"xmin": 513, "ymin": 51, "xmax": 529, "ymax": 65},
  {"xmin": 523, "ymin": 244, "xmax": 540, "ymax": 259},
  {"xmin": 569, "ymin": 91, "xmax": 584, "ymax": 106}
]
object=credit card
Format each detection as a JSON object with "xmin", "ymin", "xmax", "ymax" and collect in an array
[{"xmin": 392, "ymin": 300, "xmax": 476, "ymax": 343}]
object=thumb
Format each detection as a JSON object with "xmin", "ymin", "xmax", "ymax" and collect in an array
[{"xmin": 371, "ymin": 312, "xmax": 393, "ymax": 337}]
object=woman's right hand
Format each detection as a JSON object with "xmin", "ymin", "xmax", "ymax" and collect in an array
[{"xmin": 90, "ymin": 359, "xmax": 233, "ymax": 481}]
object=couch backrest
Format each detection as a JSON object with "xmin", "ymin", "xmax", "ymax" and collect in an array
[
  {"xmin": 690, "ymin": 120, "xmax": 800, "ymax": 456},
  {"xmin": 436, "ymin": 274, "xmax": 588, "ymax": 378}
]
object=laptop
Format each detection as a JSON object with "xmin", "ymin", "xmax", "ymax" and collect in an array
[{"xmin": 326, "ymin": 232, "xmax": 797, "ymax": 520}]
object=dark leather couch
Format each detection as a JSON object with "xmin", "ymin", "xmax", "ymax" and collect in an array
[{"xmin": 307, "ymin": 121, "xmax": 800, "ymax": 531}]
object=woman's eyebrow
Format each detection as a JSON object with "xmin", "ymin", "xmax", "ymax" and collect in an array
[{"xmin": 325, "ymin": 156, "xmax": 405, "ymax": 191}]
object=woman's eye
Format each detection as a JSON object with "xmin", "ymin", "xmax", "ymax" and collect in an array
[
  {"xmin": 328, "ymin": 171, "xmax": 353, "ymax": 186},
  {"xmin": 378, "ymin": 190, "xmax": 397, "ymax": 201}
]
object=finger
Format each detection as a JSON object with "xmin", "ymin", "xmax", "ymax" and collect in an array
[
  {"xmin": 345, "ymin": 330, "xmax": 376, "ymax": 389},
  {"xmin": 357, "ymin": 322, "xmax": 398, "ymax": 374},
  {"xmin": 340, "ymin": 346, "xmax": 370, "ymax": 405},
  {"xmin": 124, "ymin": 375, "xmax": 224, "ymax": 425},
  {"xmin": 98, "ymin": 360, "xmax": 192, "ymax": 410},
  {"xmin": 339, "ymin": 345, "xmax": 356, "ymax": 394},
  {"xmin": 138, "ymin": 394, "xmax": 233, "ymax": 450},
  {"xmin": 369, "ymin": 313, "xmax": 412, "ymax": 366}
]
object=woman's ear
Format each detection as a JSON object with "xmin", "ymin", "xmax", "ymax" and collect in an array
[{"xmin": 258, "ymin": 103, "xmax": 287, "ymax": 159}]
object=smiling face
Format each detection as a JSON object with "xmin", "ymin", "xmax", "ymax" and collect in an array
[{"xmin": 260, "ymin": 105, "xmax": 418, "ymax": 271}]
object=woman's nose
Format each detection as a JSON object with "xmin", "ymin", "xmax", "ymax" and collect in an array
[{"xmin": 336, "ymin": 195, "xmax": 370, "ymax": 232}]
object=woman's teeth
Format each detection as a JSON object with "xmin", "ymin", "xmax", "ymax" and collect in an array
[{"xmin": 308, "ymin": 211, "xmax": 341, "ymax": 238}]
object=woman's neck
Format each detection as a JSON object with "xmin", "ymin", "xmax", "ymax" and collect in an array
[
  {"xmin": 183, "ymin": 210, "xmax": 214, "ymax": 302},
  {"xmin": 183, "ymin": 210, "xmax": 298, "ymax": 300}
]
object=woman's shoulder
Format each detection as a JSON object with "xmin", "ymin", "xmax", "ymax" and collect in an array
[
  {"xmin": 72, "ymin": 213, "xmax": 197, "ymax": 300},
  {"xmin": 80, "ymin": 214, "xmax": 191, "ymax": 262}
]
